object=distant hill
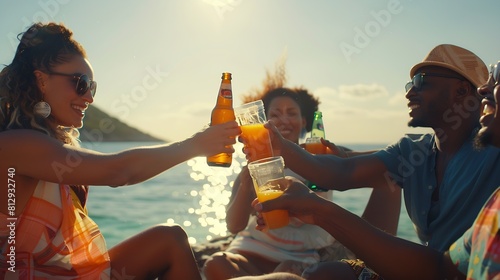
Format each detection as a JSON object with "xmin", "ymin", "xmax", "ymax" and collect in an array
[{"xmin": 79, "ymin": 106, "xmax": 166, "ymax": 142}]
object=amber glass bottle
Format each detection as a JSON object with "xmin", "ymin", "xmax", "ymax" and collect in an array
[{"xmin": 207, "ymin": 72, "xmax": 235, "ymax": 167}]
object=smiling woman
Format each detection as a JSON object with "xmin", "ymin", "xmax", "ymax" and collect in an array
[
  {"xmin": 0, "ymin": 22, "xmax": 241, "ymax": 279},
  {"xmin": 0, "ymin": 23, "xmax": 91, "ymax": 143},
  {"xmin": 201, "ymin": 60, "xmax": 366, "ymax": 280}
]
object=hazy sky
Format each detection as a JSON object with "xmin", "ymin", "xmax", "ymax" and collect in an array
[{"xmin": 2, "ymin": 0, "xmax": 499, "ymax": 144}]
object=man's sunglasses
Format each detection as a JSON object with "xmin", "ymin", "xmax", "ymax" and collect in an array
[
  {"xmin": 47, "ymin": 72, "xmax": 97, "ymax": 97},
  {"xmin": 405, "ymin": 73, "xmax": 464, "ymax": 93},
  {"xmin": 490, "ymin": 62, "xmax": 500, "ymax": 86}
]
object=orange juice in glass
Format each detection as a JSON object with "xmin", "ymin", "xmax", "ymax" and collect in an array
[
  {"xmin": 256, "ymin": 188, "xmax": 289, "ymax": 229},
  {"xmin": 240, "ymin": 123, "xmax": 273, "ymax": 162},
  {"xmin": 248, "ymin": 156, "xmax": 289, "ymax": 229},
  {"xmin": 235, "ymin": 100, "xmax": 273, "ymax": 162}
]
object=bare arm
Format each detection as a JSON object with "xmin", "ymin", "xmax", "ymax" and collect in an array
[
  {"xmin": 317, "ymin": 194, "xmax": 461, "ymax": 280},
  {"xmin": 361, "ymin": 187, "xmax": 401, "ymax": 235},
  {"xmin": 0, "ymin": 122, "xmax": 240, "ymax": 187},
  {"xmin": 266, "ymin": 123, "xmax": 391, "ymax": 191},
  {"xmin": 321, "ymin": 139, "xmax": 378, "ymax": 158},
  {"xmin": 255, "ymin": 180, "xmax": 465, "ymax": 280},
  {"xmin": 319, "ymin": 138, "xmax": 401, "ymax": 234},
  {"xmin": 225, "ymin": 167, "xmax": 255, "ymax": 234},
  {"xmin": 315, "ymin": 195, "xmax": 461, "ymax": 280}
]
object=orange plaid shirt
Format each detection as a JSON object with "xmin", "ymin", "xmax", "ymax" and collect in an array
[{"xmin": 1, "ymin": 181, "xmax": 110, "ymax": 279}]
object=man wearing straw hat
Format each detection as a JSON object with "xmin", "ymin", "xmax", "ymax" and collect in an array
[{"xmin": 241, "ymin": 44, "xmax": 500, "ymax": 279}]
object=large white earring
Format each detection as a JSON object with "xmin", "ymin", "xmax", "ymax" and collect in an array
[{"xmin": 34, "ymin": 101, "xmax": 51, "ymax": 118}]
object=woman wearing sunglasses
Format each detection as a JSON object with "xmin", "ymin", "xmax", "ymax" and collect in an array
[{"xmin": 0, "ymin": 22, "xmax": 240, "ymax": 279}]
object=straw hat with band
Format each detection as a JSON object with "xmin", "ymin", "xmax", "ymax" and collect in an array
[{"xmin": 409, "ymin": 44, "xmax": 488, "ymax": 88}]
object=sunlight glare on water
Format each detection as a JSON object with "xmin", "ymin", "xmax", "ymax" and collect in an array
[{"xmin": 186, "ymin": 147, "xmax": 246, "ymax": 243}]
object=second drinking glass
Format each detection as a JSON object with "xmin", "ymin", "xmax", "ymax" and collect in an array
[
  {"xmin": 234, "ymin": 100, "xmax": 274, "ymax": 162},
  {"xmin": 247, "ymin": 156, "xmax": 289, "ymax": 229}
]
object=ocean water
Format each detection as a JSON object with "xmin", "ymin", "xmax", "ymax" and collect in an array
[{"xmin": 85, "ymin": 142, "xmax": 421, "ymax": 248}]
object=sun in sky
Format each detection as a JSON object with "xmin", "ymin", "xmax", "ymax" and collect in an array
[{"xmin": 1, "ymin": 0, "xmax": 499, "ymax": 144}]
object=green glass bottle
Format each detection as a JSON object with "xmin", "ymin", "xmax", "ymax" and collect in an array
[
  {"xmin": 311, "ymin": 111, "xmax": 325, "ymax": 139},
  {"xmin": 307, "ymin": 111, "xmax": 328, "ymax": 192}
]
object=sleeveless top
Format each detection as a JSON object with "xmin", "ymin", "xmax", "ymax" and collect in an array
[{"xmin": 0, "ymin": 181, "xmax": 110, "ymax": 279}]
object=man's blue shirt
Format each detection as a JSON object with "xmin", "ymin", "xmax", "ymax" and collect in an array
[{"xmin": 375, "ymin": 133, "xmax": 500, "ymax": 252}]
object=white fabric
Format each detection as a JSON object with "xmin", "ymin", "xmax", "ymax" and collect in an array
[{"xmin": 225, "ymin": 168, "xmax": 336, "ymax": 263}]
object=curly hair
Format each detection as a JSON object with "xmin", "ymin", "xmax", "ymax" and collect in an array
[
  {"xmin": 0, "ymin": 22, "xmax": 87, "ymax": 145},
  {"xmin": 241, "ymin": 56, "xmax": 320, "ymax": 132}
]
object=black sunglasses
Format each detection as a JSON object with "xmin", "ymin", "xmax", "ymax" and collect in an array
[
  {"xmin": 47, "ymin": 72, "xmax": 97, "ymax": 97},
  {"xmin": 405, "ymin": 72, "xmax": 464, "ymax": 93}
]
